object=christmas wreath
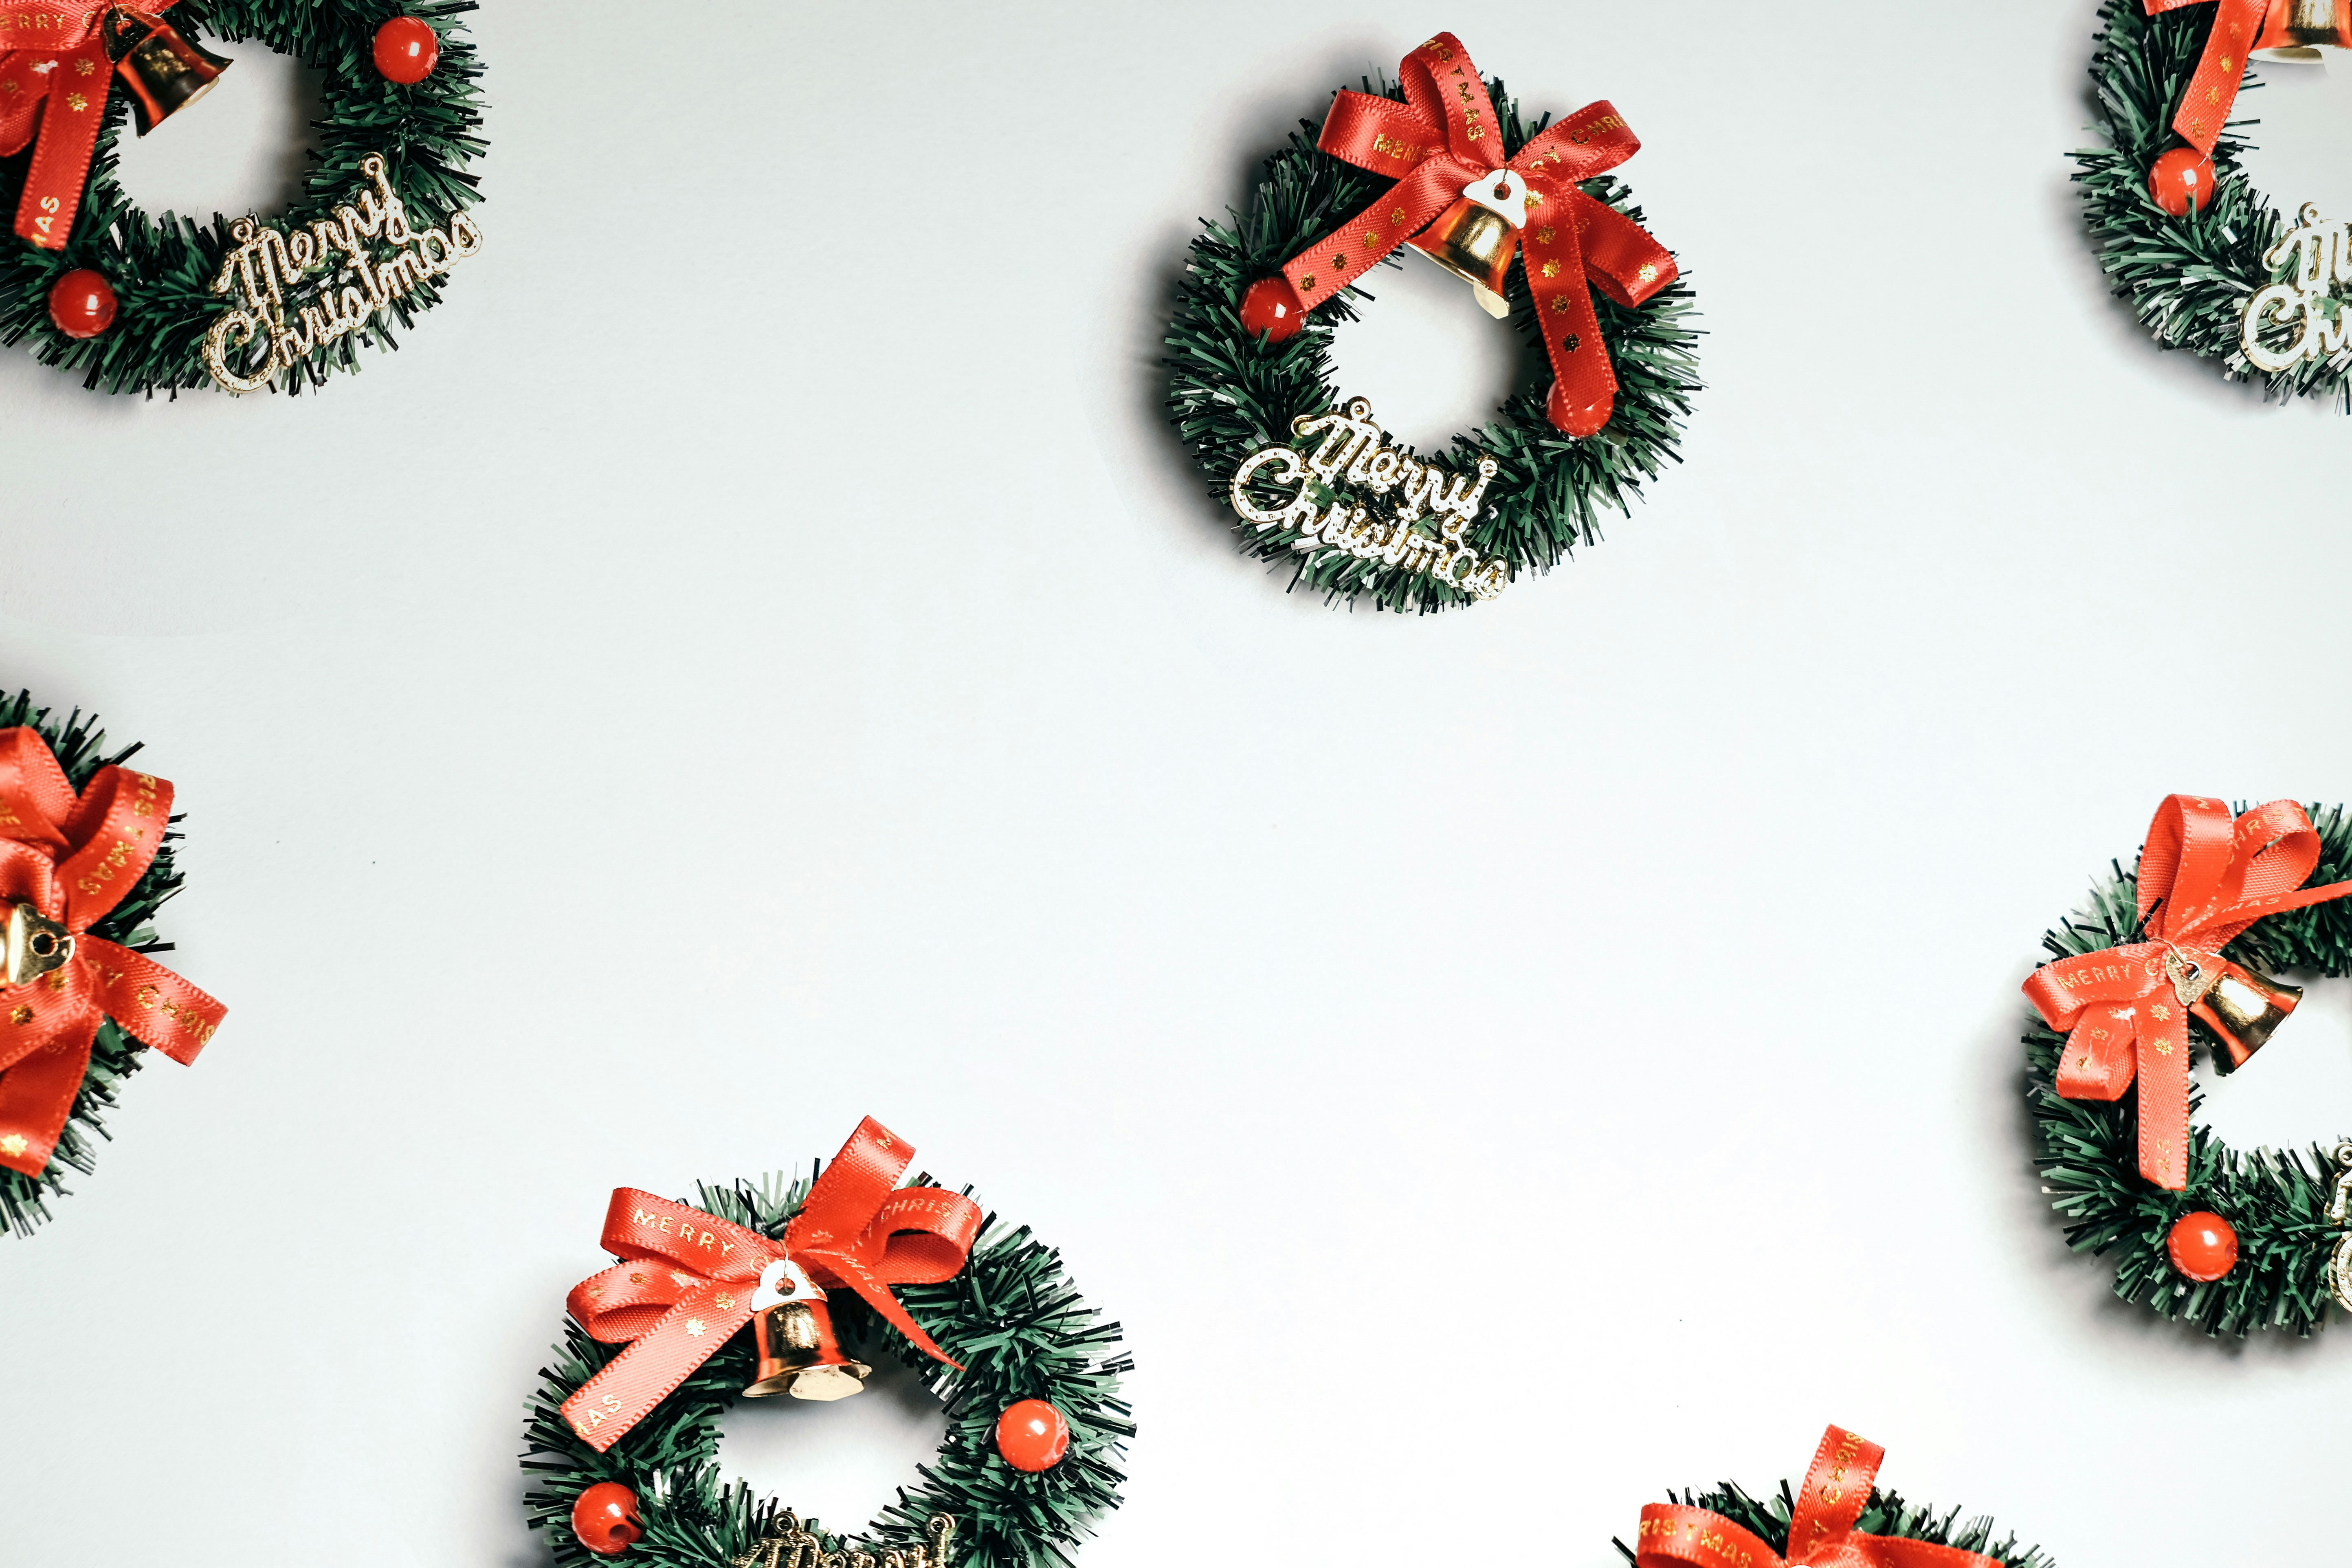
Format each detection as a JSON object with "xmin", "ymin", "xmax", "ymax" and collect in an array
[
  {"xmin": 2075, "ymin": 0, "xmax": 2352, "ymax": 407},
  {"xmin": 0, "ymin": 691, "xmax": 226, "ymax": 1238},
  {"xmin": 1162, "ymin": 30, "xmax": 1700, "ymax": 613},
  {"xmin": 2023, "ymin": 794, "xmax": 2352, "ymax": 1337},
  {"xmin": 521, "ymin": 1119, "xmax": 1132, "ymax": 1568},
  {"xmin": 0, "ymin": 0, "xmax": 485, "ymax": 396},
  {"xmin": 1618, "ymin": 1426, "xmax": 2051, "ymax": 1568}
]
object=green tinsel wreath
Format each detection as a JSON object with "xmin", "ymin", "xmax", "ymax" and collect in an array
[
  {"xmin": 1611, "ymin": 1477, "xmax": 2052, "ymax": 1568},
  {"xmin": 0, "ymin": 691, "xmax": 186, "ymax": 1240},
  {"xmin": 2074, "ymin": 0, "xmax": 2350, "ymax": 408},
  {"xmin": 1162, "ymin": 75, "xmax": 1701, "ymax": 614},
  {"xmin": 2024, "ymin": 803, "xmax": 2352, "ymax": 1337},
  {"xmin": 521, "ymin": 1168, "xmax": 1133, "ymax": 1568},
  {"xmin": 0, "ymin": 0, "xmax": 485, "ymax": 396}
]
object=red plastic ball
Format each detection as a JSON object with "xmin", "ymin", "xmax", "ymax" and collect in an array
[
  {"xmin": 372, "ymin": 16, "xmax": 440, "ymax": 84},
  {"xmin": 994, "ymin": 1399, "xmax": 1071, "ymax": 1473},
  {"xmin": 2167, "ymin": 1211, "xmax": 2238, "ymax": 1282},
  {"xmin": 47, "ymin": 269, "xmax": 117, "ymax": 339},
  {"xmin": 2148, "ymin": 147, "xmax": 2218, "ymax": 217},
  {"xmin": 570, "ymin": 1482, "xmax": 642, "ymax": 1557},
  {"xmin": 1239, "ymin": 277, "xmax": 1306, "ymax": 342}
]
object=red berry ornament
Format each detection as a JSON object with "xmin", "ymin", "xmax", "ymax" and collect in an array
[
  {"xmin": 570, "ymin": 1482, "xmax": 642, "ymax": 1557},
  {"xmin": 46, "ymin": 269, "xmax": 117, "ymax": 339},
  {"xmin": 2148, "ymin": 147, "xmax": 2218, "ymax": 217},
  {"xmin": 372, "ymin": 16, "xmax": 440, "ymax": 84},
  {"xmin": 2167, "ymin": 1211, "xmax": 2238, "ymax": 1282},
  {"xmin": 1239, "ymin": 277, "xmax": 1306, "ymax": 342},
  {"xmin": 994, "ymin": 1399, "xmax": 1071, "ymax": 1473}
]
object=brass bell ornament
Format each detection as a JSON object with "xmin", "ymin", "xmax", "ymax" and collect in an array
[
  {"xmin": 741, "ymin": 1258, "xmax": 871, "ymax": 1402},
  {"xmin": 2252, "ymin": 0, "xmax": 2352, "ymax": 61},
  {"xmin": 2192, "ymin": 964, "xmax": 2304, "ymax": 1069},
  {"xmin": 101, "ymin": 8, "xmax": 231, "ymax": 136},
  {"xmin": 1407, "ymin": 168, "xmax": 1529, "ymax": 320}
]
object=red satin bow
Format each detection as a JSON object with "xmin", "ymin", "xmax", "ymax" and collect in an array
[
  {"xmin": 2144, "ymin": 0, "xmax": 2352, "ymax": 156},
  {"xmin": 1635, "ymin": 1427, "xmax": 1998, "ymax": 1568},
  {"xmin": 0, "ymin": 0, "xmax": 183, "ymax": 251},
  {"xmin": 0, "ymin": 726, "xmax": 224, "ymax": 1177},
  {"xmin": 2024, "ymin": 794, "xmax": 2352, "ymax": 1190},
  {"xmin": 1275, "ymin": 31, "xmax": 1677, "ymax": 438},
  {"xmin": 560, "ymin": 1116, "xmax": 983, "ymax": 1452}
]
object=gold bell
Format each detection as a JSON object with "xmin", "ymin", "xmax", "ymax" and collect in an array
[
  {"xmin": 2253, "ymin": 0, "xmax": 2352, "ymax": 61},
  {"xmin": 2192, "ymin": 964, "xmax": 2302, "ymax": 1070},
  {"xmin": 3, "ymin": 902, "xmax": 73, "ymax": 988},
  {"xmin": 101, "ymin": 8, "xmax": 231, "ymax": 136},
  {"xmin": 741, "ymin": 1258, "xmax": 870, "ymax": 1402},
  {"xmin": 1406, "ymin": 168, "xmax": 1530, "ymax": 321}
]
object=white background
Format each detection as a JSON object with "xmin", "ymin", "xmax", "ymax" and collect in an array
[{"xmin": 4, "ymin": 2, "xmax": 2352, "ymax": 1564}]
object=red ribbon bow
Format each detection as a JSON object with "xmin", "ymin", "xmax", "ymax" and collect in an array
[
  {"xmin": 0, "ymin": 726, "xmax": 224, "ymax": 1176},
  {"xmin": 2024, "ymin": 794, "xmax": 2352, "ymax": 1190},
  {"xmin": 0, "ymin": 1, "xmax": 182, "ymax": 251},
  {"xmin": 2145, "ymin": 0, "xmax": 2352, "ymax": 156},
  {"xmin": 1273, "ymin": 31, "xmax": 1677, "ymax": 438},
  {"xmin": 560, "ymin": 1116, "xmax": 983, "ymax": 1452},
  {"xmin": 1635, "ymin": 1426, "xmax": 1999, "ymax": 1568}
]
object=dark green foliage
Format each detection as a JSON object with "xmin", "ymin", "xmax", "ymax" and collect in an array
[
  {"xmin": 2073, "ymin": 0, "xmax": 2346, "ymax": 408},
  {"xmin": 1611, "ymin": 1478, "xmax": 2052, "ymax": 1568},
  {"xmin": 0, "ymin": 691, "xmax": 185, "ymax": 1239},
  {"xmin": 0, "ymin": 0, "xmax": 486, "ymax": 396},
  {"xmin": 2024, "ymin": 804, "xmax": 2352, "ymax": 1337},
  {"xmin": 521, "ymin": 1170, "xmax": 1132, "ymax": 1568},
  {"xmin": 1162, "ymin": 77, "xmax": 1701, "ymax": 613}
]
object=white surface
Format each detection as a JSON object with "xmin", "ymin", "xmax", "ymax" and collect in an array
[{"xmin": 4, "ymin": 3, "xmax": 2352, "ymax": 1564}]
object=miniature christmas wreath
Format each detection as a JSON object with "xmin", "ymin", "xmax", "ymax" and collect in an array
[
  {"xmin": 0, "ymin": 0, "xmax": 484, "ymax": 394},
  {"xmin": 2024, "ymin": 793, "xmax": 2352, "ymax": 1336},
  {"xmin": 521, "ymin": 1118, "xmax": 1132, "ymax": 1568},
  {"xmin": 1163, "ymin": 29, "xmax": 1699, "ymax": 612},
  {"xmin": 2075, "ymin": 0, "xmax": 2352, "ymax": 408}
]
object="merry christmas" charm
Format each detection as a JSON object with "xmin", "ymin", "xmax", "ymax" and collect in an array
[{"xmin": 1227, "ymin": 397, "xmax": 1510, "ymax": 600}]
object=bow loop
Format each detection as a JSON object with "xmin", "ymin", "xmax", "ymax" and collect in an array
[
  {"xmin": 1509, "ymin": 101, "xmax": 1640, "ymax": 189},
  {"xmin": 1635, "ymin": 1428, "xmax": 1997, "ymax": 1568}
]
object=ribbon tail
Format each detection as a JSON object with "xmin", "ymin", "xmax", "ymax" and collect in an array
[
  {"xmin": 1576, "ymin": 199, "xmax": 1677, "ymax": 307},
  {"xmin": 0, "ymin": 1009, "xmax": 98, "ymax": 1176},
  {"xmin": 76, "ymin": 937, "xmax": 224, "ymax": 1065},
  {"xmin": 2053, "ymin": 1002, "xmax": 2139, "ymax": 1100},
  {"xmin": 820, "ymin": 1251, "xmax": 963, "ymax": 1370},
  {"xmin": 14, "ymin": 40, "xmax": 110, "ymax": 251},
  {"xmin": 2168, "ymin": 0, "xmax": 2268, "ymax": 154},
  {"xmin": 2137, "ymin": 1008, "xmax": 2192, "ymax": 1190},
  {"xmin": 1526, "ymin": 194, "xmax": 1615, "ymax": 437},
  {"xmin": 1632, "ymin": 1504, "xmax": 1787, "ymax": 1568},
  {"xmin": 560, "ymin": 1292, "xmax": 756, "ymax": 1453},
  {"xmin": 1279, "ymin": 158, "xmax": 1461, "ymax": 314}
]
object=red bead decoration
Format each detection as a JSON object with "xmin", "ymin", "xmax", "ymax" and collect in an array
[
  {"xmin": 570, "ymin": 1482, "xmax": 642, "ymax": 1557},
  {"xmin": 994, "ymin": 1399, "xmax": 1070, "ymax": 1473},
  {"xmin": 371, "ymin": 16, "xmax": 440, "ymax": 84},
  {"xmin": 2167, "ymin": 1211, "xmax": 2238, "ymax": 1282},
  {"xmin": 46, "ymin": 269, "xmax": 117, "ymax": 339},
  {"xmin": 2148, "ymin": 147, "xmax": 2218, "ymax": 217},
  {"xmin": 1239, "ymin": 276, "xmax": 1306, "ymax": 342}
]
